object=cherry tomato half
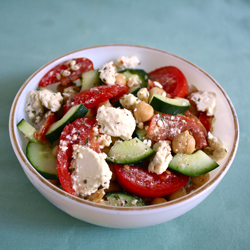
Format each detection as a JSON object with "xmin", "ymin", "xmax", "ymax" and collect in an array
[
  {"xmin": 149, "ymin": 66, "xmax": 188, "ymax": 98},
  {"xmin": 39, "ymin": 57, "xmax": 94, "ymax": 87},
  {"xmin": 115, "ymin": 164, "xmax": 190, "ymax": 198},
  {"xmin": 146, "ymin": 114, "xmax": 207, "ymax": 150},
  {"xmin": 63, "ymin": 84, "xmax": 129, "ymax": 114},
  {"xmin": 57, "ymin": 118, "xmax": 100, "ymax": 196}
]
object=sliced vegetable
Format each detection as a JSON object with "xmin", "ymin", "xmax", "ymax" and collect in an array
[
  {"xmin": 35, "ymin": 111, "xmax": 57, "ymax": 142},
  {"xmin": 81, "ymin": 69, "xmax": 100, "ymax": 91},
  {"xmin": 149, "ymin": 93, "xmax": 190, "ymax": 115},
  {"xmin": 119, "ymin": 69, "xmax": 150, "ymax": 89},
  {"xmin": 57, "ymin": 118, "xmax": 100, "ymax": 196},
  {"xmin": 105, "ymin": 192, "xmax": 145, "ymax": 206},
  {"xmin": 133, "ymin": 127, "xmax": 148, "ymax": 140},
  {"xmin": 146, "ymin": 114, "xmax": 208, "ymax": 150},
  {"xmin": 115, "ymin": 164, "xmax": 190, "ymax": 198},
  {"xmin": 39, "ymin": 57, "xmax": 94, "ymax": 87},
  {"xmin": 149, "ymin": 66, "xmax": 188, "ymax": 98},
  {"xmin": 63, "ymin": 84, "xmax": 129, "ymax": 114},
  {"xmin": 45, "ymin": 104, "xmax": 88, "ymax": 143},
  {"xmin": 199, "ymin": 112, "xmax": 213, "ymax": 132},
  {"xmin": 169, "ymin": 150, "xmax": 219, "ymax": 177},
  {"xmin": 26, "ymin": 141, "xmax": 58, "ymax": 179},
  {"xmin": 17, "ymin": 119, "xmax": 39, "ymax": 142},
  {"xmin": 107, "ymin": 138, "xmax": 155, "ymax": 164}
]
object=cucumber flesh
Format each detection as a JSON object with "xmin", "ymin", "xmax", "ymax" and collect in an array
[
  {"xmin": 81, "ymin": 69, "xmax": 100, "ymax": 91},
  {"xmin": 107, "ymin": 138, "xmax": 155, "ymax": 164},
  {"xmin": 45, "ymin": 104, "xmax": 88, "ymax": 143},
  {"xmin": 168, "ymin": 150, "xmax": 219, "ymax": 177},
  {"xmin": 17, "ymin": 119, "xmax": 39, "ymax": 143},
  {"xmin": 26, "ymin": 141, "xmax": 58, "ymax": 179},
  {"xmin": 149, "ymin": 94, "xmax": 190, "ymax": 115},
  {"xmin": 133, "ymin": 127, "xmax": 148, "ymax": 140},
  {"xmin": 119, "ymin": 69, "xmax": 150, "ymax": 88},
  {"xmin": 105, "ymin": 192, "xmax": 145, "ymax": 207}
]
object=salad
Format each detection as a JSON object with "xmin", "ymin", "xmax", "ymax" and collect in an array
[{"xmin": 17, "ymin": 55, "xmax": 227, "ymax": 207}]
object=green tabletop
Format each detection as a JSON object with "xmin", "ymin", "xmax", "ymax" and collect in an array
[{"xmin": 1, "ymin": 0, "xmax": 249, "ymax": 249}]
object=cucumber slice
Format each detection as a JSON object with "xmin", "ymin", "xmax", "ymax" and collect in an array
[
  {"xmin": 107, "ymin": 138, "xmax": 155, "ymax": 164},
  {"xmin": 119, "ymin": 69, "xmax": 150, "ymax": 88},
  {"xmin": 105, "ymin": 192, "xmax": 145, "ymax": 207},
  {"xmin": 26, "ymin": 141, "xmax": 58, "ymax": 179},
  {"xmin": 17, "ymin": 119, "xmax": 39, "ymax": 143},
  {"xmin": 80, "ymin": 69, "xmax": 100, "ymax": 91},
  {"xmin": 45, "ymin": 104, "xmax": 88, "ymax": 143},
  {"xmin": 134, "ymin": 127, "xmax": 148, "ymax": 140},
  {"xmin": 168, "ymin": 150, "xmax": 219, "ymax": 177},
  {"xmin": 149, "ymin": 94, "xmax": 190, "ymax": 115}
]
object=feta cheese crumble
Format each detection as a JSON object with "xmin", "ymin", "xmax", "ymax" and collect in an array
[
  {"xmin": 119, "ymin": 93, "xmax": 141, "ymax": 110},
  {"xmin": 98, "ymin": 61, "xmax": 117, "ymax": 84},
  {"xmin": 148, "ymin": 140, "xmax": 173, "ymax": 174},
  {"xmin": 191, "ymin": 91, "xmax": 216, "ymax": 116},
  {"xmin": 116, "ymin": 56, "xmax": 140, "ymax": 69},
  {"xmin": 70, "ymin": 144, "xmax": 112, "ymax": 196},
  {"xmin": 96, "ymin": 105, "xmax": 136, "ymax": 140},
  {"xmin": 25, "ymin": 89, "xmax": 63, "ymax": 123}
]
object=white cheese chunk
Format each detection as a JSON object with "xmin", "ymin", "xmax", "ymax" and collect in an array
[
  {"xmin": 116, "ymin": 56, "xmax": 140, "ymax": 69},
  {"xmin": 25, "ymin": 89, "xmax": 63, "ymax": 123},
  {"xmin": 98, "ymin": 61, "xmax": 117, "ymax": 84},
  {"xmin": 119, "ymin": 93, "xmax": 141, "ymax": 110},
  {"xmin": 137, "ymin": 87, "xmax": 149, "ymax": 103},
  {"xmin": 148, "ymin": 140, "xmax": 172, "ymax": 175},
  {"xmin": 191, "ymin": 91, "xmax": 216, "ymax": 116},
  {"xmin": 70, "ymin": 144, "xmax": 112, "ymax": 196},
  {"xmin": 96, "ymin": 106, "xmax": 136, "ymax": 140}
]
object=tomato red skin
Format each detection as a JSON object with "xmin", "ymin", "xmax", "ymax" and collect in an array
[
  {"xmin": 38, "ymin": 58, "xmax": 94, "ymax": 87},
  {"xmin": 149, "ymin": 66, "xmax": 188, "ymax": 98},
  {"xmin": 34, "ymin": 111, "xmax": 57, "ymax": 142},
  {"xmin": 56, "ymin": 118, "xmax": 100, "ymax": 196},
  {"xmin": 115, "ymin": 164, "xmax": 190, "ymax": 198},
  {"xmin": 63, "ymin": 84, "xmax": 129, "ymax": 114},
  {"xmin": 199, "ymin": 112, "xmax": 213, "ymax": 132},
  {"xmin": 147, "ymin": 114, "xmax": 207, "ymax": 150}
]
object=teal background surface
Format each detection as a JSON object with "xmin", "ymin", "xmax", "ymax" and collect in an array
[{"xmin": 1, "ymin": 0, "xmax": 249, "ymax": 249}]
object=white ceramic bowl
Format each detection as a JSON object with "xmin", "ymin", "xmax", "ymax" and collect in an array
[{"xmin": 9, "ymin": 45, "xmax": 239, "ymax": 229}]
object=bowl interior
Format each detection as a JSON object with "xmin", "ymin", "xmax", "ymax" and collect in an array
[{"xmin": 9, "ymin": 45, "xmax": 239, "ymax": 211}]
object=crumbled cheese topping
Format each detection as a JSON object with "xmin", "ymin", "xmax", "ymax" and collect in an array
[
  {"xmin": 191, "ymin": 91, "xmax": 216, "ymax": 116},
  {"xmin": 148, "ymin": 140, "xmax": 172, "ymax": 174},
  {"xmin": 116, "ymin": 56, "xmax": 140, "ymax": 69},
  {"xmin": 70, "ymin": 144, "xmax": 112, "ymax": 196},
  {"xmin": 25, "ymin": 89, "xmax": 63, "ymax": 123},
  {"xmin": 98, "ymin": 134, "xmax": 112, "ymax": 149},
  {"xmin": 137, "ymin": 88, "xmax": 149, "ymax": 103},
  {"xmin": 96, "ymin": 106, "xmax": 136, "ymax": 140},
  {"xmin": 119, "ymin": 93, "xmax": 141, "ymax": 110},
  {"xmin": 98, "ymin": 61, "xmax": 117, "ymax": 84}
]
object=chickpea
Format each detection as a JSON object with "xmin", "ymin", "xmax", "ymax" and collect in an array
[
  {"xmin": 168, "ymin": 187, "xmax": 187, "ymax": 201},
  {"xmin": 115, "ymin": 73, "xmax": 127, "ymax": 85},
  {"xmin": 172, "ymin": 130, "xmax": 196, "ymax": 154},
  {"xmin": 133, "ymin": 101, "xmax": 154, "ymax": 123},
  {"xmin": 150, "ymin": 197, "xmax": 167, "ymax": 205},
  {"xmin": 148, "ymin": 87, "xmax": 166, "ymax": 100},
  {"xmin": 97, "ymin": 100, "xmax": 112, "ymax": 110},
  {"xmin": 191, "ymin": 173, "xmax": 210, "ymax": 189}
]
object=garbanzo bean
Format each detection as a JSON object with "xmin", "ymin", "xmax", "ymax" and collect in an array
[
  {"xmin": 115, "ymin": 73, "xmax": 127, "ymax": 85},
  {"xmin": 191, "ymin": 173, "xmax": 210, "ymax": 189},
  {"xmin": 148, "ymin": 87, "xmax": 166, "ymax": 100},
  {"xmin": 150, "ymin": 197, "xmax": 167, "ymax": 205},
  {"xmin": 97, "ymin": 100, "xmax": 112, "ymax": 110},
  {"xmin": 167, "ymin": 187, "xmax": 187, "ymax": 201},
  {"xmin": 172, "ymin": 130, "xmax": 195, "ymax": 154},
  {"xmin": 133, "ymin": 101, "xmax": 154, "ymax": 123}
]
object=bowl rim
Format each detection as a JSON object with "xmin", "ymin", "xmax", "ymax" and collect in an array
[{"xmin": 9, "ymin": 44, "xmax": 240, "ymax": 211}]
